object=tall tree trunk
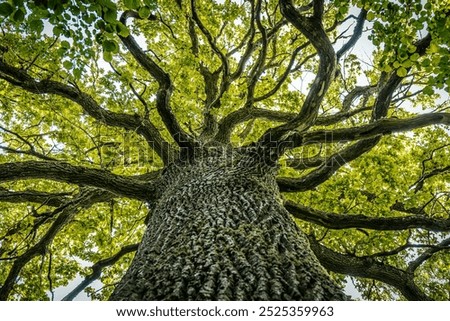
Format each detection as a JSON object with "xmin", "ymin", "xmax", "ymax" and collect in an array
[{"xmin": 110, "ymin": 147, "xmax": 347, "ymax": 300}]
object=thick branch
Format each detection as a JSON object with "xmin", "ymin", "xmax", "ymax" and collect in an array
[
  {"xmin": 259, "ymin": 0, "xmax": 336, "ymax": 144},
  {"xmin": 285, "ymin": 201, "xmax": 450, "ymax": 232},
  {"xmin": 277, "ymin": 112, "xmax": 448, "ymax": 186},
  {"xmin": 216, "ymin": 106, "xmax": 372, "ymax": 143},
  {"xmin": 119, "ymin": 11, "xmax": 193, "ymax": 148},
  {"xmin": 0, "ymin": 161, "xmax": 161, "ymax": 202},
  {"xmin": 312, "ymin": 0, "xmax": 324, "ymax": 19},
  {"xmin": 371, "ymin": 33, "xmax": 431, "ymax": 120},
  {"xmin": 308, "ymin": 236, "xmax": 431, "ymax": 300},
  {"xmin": 186, "ymin": 16, "xmax": 220, "ymax": 139},
  {"xmin": 198, "ymin": 66, "xmax": 221, "ymax": 139},
  {"xmin": 286, "ymin": 113, "xmax": 450, "ymax": 148},
  {"xmin": 278, "ymin": 137, "xmax": 380, "ymax": 191},
  {"xmin": 280, "ymin": 34, "xmax": 435, "ymax": 186}
]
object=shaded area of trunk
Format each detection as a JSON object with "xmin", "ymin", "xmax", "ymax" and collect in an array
[{"xmin": 110, "ymin": 148, "xmax": 347, "ymax": 300}]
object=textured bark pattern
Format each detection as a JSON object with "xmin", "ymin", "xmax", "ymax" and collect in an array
[{"xmin": 110, "ymin": 148, "xmax": 347, "ymax": 300}]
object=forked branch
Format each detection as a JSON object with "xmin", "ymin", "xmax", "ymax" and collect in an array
[
  {"xmin": 308, "ymin": 235, "xmax": 431, "ymax": 300},
  {"xmin": 259, "ymin": 0, "xmax": 336, "ymax": 144},
  {"xmin": 119, "ymin": 11, "xmax": 193, "ymax": 148},
  {"xmin": 62, "ymin": 243, "xmax": 139, "ymax": 301}
]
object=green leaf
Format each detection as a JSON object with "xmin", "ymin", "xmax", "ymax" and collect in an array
[
  {"xmin": 103, "ymin": 39, "xmax": 119, "ymax": 53},
  {"xmin": 423, "ymin": 86, "xmax": 434, "ymax": 96},
  {"xmin": 422, "ymin": 58, "xmax": 431, "ymax": 67},
  {"xmin": 63, "ymin": 60, "xmax": 73, "ymax": 70},
  {"xmin": 53, "ymin": 25, "xmax": 63, "ymax": 36},
  {"xmin": 73, "ymin": 68, "xmax": 82, "ymax": 79},
  {"xmin": 0, "ymin": 2, "xmax": 14, "ymax": 16},
  {"xmin": 124, "ymin": 0, "xmax": 140, "ymax": 10},
  {"xmin": 103, "ymin": 50, "xmax": 113, "ymax": 62},
  {"xmin": 12, "ymin": 8, "xmax": 25, "ymax": 23},
  {"xmin": 396, "ymin": 67, "xmax": 408, "ymax": 77},
  {"xmin": 401, "ymin": 59, "xmax": 412, "ymax": 68},
  {"xmin": 116, "ymin": 22, "xmax": 130, "ymax": 38},
  {"xmin": 367, "ymin": 11, "xmax": 375, "ymax": 21},
  {"xmin": 29, "ymin": 19, "xmax": 44, "ymax": 34},
  {"xmin": 99, "ymin": 0, "xmax": 116, "ymax": 10},
  {"xmin": 410, "ymin": 53, "xmax": 420, "ymax": 62},
  {"xmin": 103, "ymin": 8, "xmax": 117, "ymax": 24},
  {"xmin": 138, "ymin": 6, "xmax": 151, "ymax": 19},
  {"xmin": 60, "ymin": 40, "xmax": 71, "ymax": 49}
]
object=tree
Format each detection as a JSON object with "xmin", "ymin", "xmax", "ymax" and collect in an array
[{"xmin": 0, "ymin": 0, "xmax": 449, "ymax": 301}]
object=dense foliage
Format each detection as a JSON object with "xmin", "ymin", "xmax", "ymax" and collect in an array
[{"xmin": 0, "ymin": 0, "xmax": 449, "ymax": 300}]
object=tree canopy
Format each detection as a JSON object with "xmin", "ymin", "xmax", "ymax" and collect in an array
[{"xmin": 0, "ymin": 0, "xmax": 449, "ymax": 300}]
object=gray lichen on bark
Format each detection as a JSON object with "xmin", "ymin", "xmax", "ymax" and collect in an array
[{"xmin": 110, "ymin": 147, "xmax": 347, "ymax": 300}]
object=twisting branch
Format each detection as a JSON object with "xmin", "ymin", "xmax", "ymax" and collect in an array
[
  {"xmin": 216, "ymin": 105, "xmax": 372, "ymax": 143},
  {"xmin": 279, "ymin": 62, "xmax": 395, "ymax": 186},
  {"xmin": 0, "ymin": 145, "xmax": 58, "ymax": 161},
  {"xmin": 230, "ymin": 18, "xmax": 286, "ymax": 82},
  {"xmin": 62, "ymin": 243, "xmax": 139, "ymax": 301},
  {"xmin": 274, "ymin": 28, "xmax": 433, "ymax": 169},
  {"xmin": 254, "ymin": 43, "xmax": 306, "ymax": 102},
  {"xmin": 190, "ymin": 0, "xmax": 230, "ymax": 110},
  {"xmin": 285, "ymin": 201, "xmax": 450, "ymax": 232},
  {"xmin": 0, "ymin": 60, "xmax": 175, "ymax": 164},
  {"xmin": 246, "ymin": 0, "xmax": 269, "ymax": 105},
  {"xmin": 308, "ymin": 235, "xmax": 431, "ymax": 300},
  {"xmin": 199, "ymin": 67, "xmax": 221, "ymax": 139},
  {"xmin": 259, "ymin": 0, "xmax": 336, "ymax": 145},
  {"xmin": 0, "ymin": 188, "xmax": 111, "ymax": 300},
  {"xmin": 278, "ymin": 137, "xmax": 380, "ymax": 191},
  {"xmin": 119, "ymin": 11, "xmax": 193, "ymax": 148},
  {"xmin": 336, "ymin": 9, "xmax": 367, "ymax": 60},
  {"xmin": 279, "ymin": 30, "xmax": 434, "ymax": 189},
  {"xmin": 228, "ymin": 10, "xmax": 257, "ymax": 79},
  {"xmin": 186, "ymin": 15, "xmax": 223, "ymax": 139},
  {"xmin": 0, "ymin": 161, "xmax": 162, "ymax": 202}
]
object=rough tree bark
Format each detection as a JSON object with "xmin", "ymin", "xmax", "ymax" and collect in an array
[{"xmin": 110, "ymin": 147, "xmax": 348, "ymax": 300}]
